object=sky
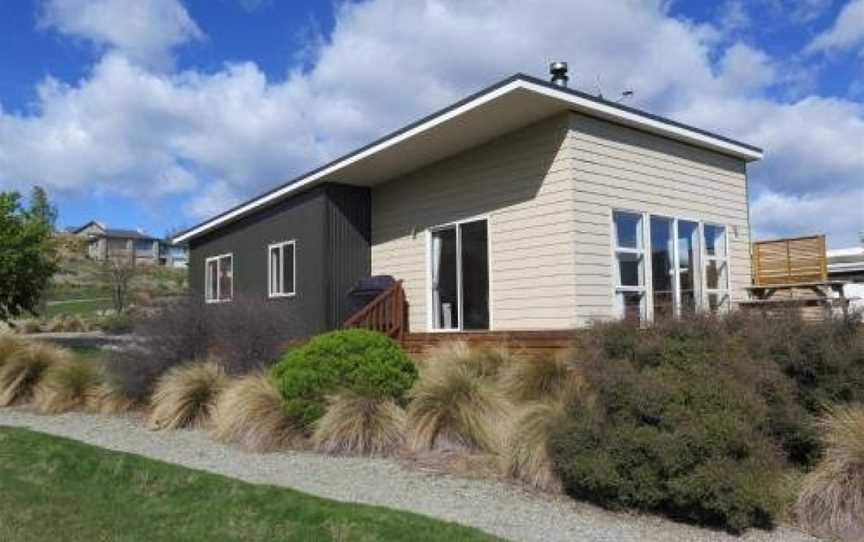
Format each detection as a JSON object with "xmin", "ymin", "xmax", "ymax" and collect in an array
[{"xmin": 0, "ymin": 0, "xmax": 862, "ymax": 246}]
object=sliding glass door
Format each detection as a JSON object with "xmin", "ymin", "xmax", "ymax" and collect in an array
[{"xmin": 430, "ymin": 219, "xmax": 489, "ymax": 330}]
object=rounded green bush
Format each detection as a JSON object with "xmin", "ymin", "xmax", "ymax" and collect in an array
[{"xmin": 271, "ymin": 329, "xmax": 417, "ymax": 429}]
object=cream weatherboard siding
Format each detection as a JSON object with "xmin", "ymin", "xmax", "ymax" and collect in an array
[
  {"xmin": 568, "ymin": 113, "xmax": 751, "ymax": 325},
  {"xmin": 370, "ymin": 111, "xmax": 752, "ymax": 332},
  {"xmin": 371, "ymin": 114, "xmax": 578, "ymax": 332}
]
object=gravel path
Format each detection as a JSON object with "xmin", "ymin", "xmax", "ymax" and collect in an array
[{"xmin": 0, "ymin": 408, "xmax": 818, "ymax": 542}]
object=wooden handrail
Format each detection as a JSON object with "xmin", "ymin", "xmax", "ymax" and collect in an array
[{"xmin": 343, "ymin": 280, "xmax": 406, "ymax": 342}]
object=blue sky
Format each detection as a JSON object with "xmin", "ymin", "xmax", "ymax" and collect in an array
[{"xmin": 0, "ymin": 0, "xmax": 862, "ymax": 245}]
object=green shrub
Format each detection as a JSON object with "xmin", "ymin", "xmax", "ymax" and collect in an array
[
  {"xmin": 98, "ymin": 312, "xmax": 133, "ymax": 335},
  {"xmin": 271, "ymin": 329, "xmax": 417, "ymax": 429},
  {"xmin": 549, "ymin": 317, "xmax": 794, "ymax": 532}
]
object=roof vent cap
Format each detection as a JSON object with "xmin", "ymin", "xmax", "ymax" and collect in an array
[{"xmin": 549, "ymin": 61, "xmax": 569, "ymax": 87}]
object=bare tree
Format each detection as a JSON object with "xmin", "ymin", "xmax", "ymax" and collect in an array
[{"xmin": 101, "ymin": 253, "xmax": 138, "ymax": 313}]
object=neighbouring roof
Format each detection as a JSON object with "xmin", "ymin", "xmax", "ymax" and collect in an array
[
  {"xmin": 96, "ymin": 228, "xmax": 157, "ymax": 240},
  {"xmin": 173, "ymin": 73, "xmax": 764, "ymax": 244},
  {"xmin": 72, "ymin": 220, "xmax": 106, "ymax": 234},
  {"xmin": 828, "ymin": 246, "xmax": 864, "ymax": 274}
]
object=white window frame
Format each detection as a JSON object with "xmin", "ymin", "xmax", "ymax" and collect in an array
[
  {"xmin": 267, "ymin": 240, "xmax": 296, "ymax": 298},
  {"xmin": 611, "ymin": 211, "xmax": 732, "ymax": 321},
  {"xmin": 425, "ymin": 215, "xmax": 491, "ymax": 332},
  {"xmin": 611, "ymin": 210, "xmax": 648, "ymax": 322},
  {"xmin": 701, "ymin": 223, "xmax": 731, "ymax": 313},
  {"xmin": 204, "ymin": 253, "xmax": 233, "ymax": 303}
]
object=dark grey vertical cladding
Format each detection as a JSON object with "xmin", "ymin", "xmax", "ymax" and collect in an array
[
  {"xmin": 188, "ymin": 187, "xmax": 330, "ymax": 338},
  {"xmin": 324, "ymin": 184, "xmax": 371, "ymax": 327}
]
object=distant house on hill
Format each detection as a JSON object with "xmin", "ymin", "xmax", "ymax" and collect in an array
[{"xmin": 71, "ymin": 220, "xmax": 188, "ymax": 267}]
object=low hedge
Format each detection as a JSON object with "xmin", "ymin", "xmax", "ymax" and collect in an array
[
  {"xmin": 549, "ymin": 317, "xmax": 797, "ymax": 532},
  {"xmin": 271, "ymin": 329, "xmax": 417, "ymax": 429}
]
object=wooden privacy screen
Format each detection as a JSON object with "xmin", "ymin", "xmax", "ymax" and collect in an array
[{"xmin": 751, "ymin": 235, "xmax": 828, "ymax": 286}]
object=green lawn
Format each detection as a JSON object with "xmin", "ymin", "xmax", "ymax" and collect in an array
[
  {"xmin": 0, "ymin": 427, "xmax": 499, "ymax": 542},
  {"xmin": 43, "ymin": 298, "xmax": 113, "ymax": 318}
]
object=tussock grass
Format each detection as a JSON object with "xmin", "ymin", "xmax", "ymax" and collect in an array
[
  {"xmin": 406, "ymin": 361, "xmax": 510, "ymax": 452},
  {"xmin": 211, "ymin": 373, "xmax": 304, "ymax": 451},
  {"xmin": 148, "ymin": 361, "xmax": 228, "ymax": 430},
  {"xmin": 0, "ymin": 342, "xmax": 69, "ymax": 406},
  {"xmin": 422, "ymin": 341, "xmax": 514, "ymax": 379},
  {"xmin": 34, "ymin": 360, "xmax": 103, "ymax": 414},
  {"xmin": 0, "ymin": 335, "xmax": 24, "ymax": 366},
  {"xmin": 85, "ymin": 382, "xmax": 137, "ymax": 414},
  {"xmin": 503, "ymin": 400, "xmax": 566, "ymax": 492},
  {"xmin": 498, "ymin": 349, "xmax": 584, "ymax": 403},
  {"xmin": 796, "ymin": 405, "xmax": 864, "ymax": 540},
  {"xmin": 313, "ymin": 392, "xmax": 405, "ymax": 456}
]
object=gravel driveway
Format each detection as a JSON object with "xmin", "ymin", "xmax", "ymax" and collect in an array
[{"xmin": 0, "ymin": 408, "xmax": 818, "ymax": 542}]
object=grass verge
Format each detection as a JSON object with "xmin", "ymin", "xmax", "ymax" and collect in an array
[{"xmin": 0, "ymin": 426, "xmax": 499, "ymax": 542}]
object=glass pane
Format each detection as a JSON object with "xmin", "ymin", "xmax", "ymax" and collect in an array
[
  {"xmin": 617, "ymin": 292, "xmax": 643, "ymax": 323},
  {"xmin": 704, "ymin": 225, "xmax": 726, "ymax": 258},
  {"xmin": 617, "ymin": 252, "xmax": 642, "ymax": 287},
  {"xmin": 218, "ymin": 256, "xmax": 232, "ymax": 301},
  {"xmin": 431, "ymin": 228, "xmax": 458, "ymax": 329},
  {"xmin": 206, "ymin": 260, "xmax": 218, "ymax": 301},
  {"xmin": 613, "ymin": 212, "xmax": 642, "ymax": 249},
  {"xmin": 650, "ymin": 217, "xmax": 674, "ymax": 318},
  {"xmin": 460, "ymin": 221, "xmax": 489, "ymax": 330},
  {"xmin": 270, "ymin": 247, "xmax": 281, "ymax": 294},
  {"xmin": 283, "ymin": 244, "xmax": 295, "ymax": 294},
  {"xmin": 677, "ymin": 220, "xmax": 699, "ymax": 314},
  {"xmin": 706, "ymin": 260, "xmax": 728, "ymax": 290}
]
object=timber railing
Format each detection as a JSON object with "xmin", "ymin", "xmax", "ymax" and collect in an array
[
  {"xmin": 751, "ymin": 234, "xmax": 828, "ymax": 286},
  {"xmin": 343, "ymin": 280, "xmax": 406, "ymax": 342}
]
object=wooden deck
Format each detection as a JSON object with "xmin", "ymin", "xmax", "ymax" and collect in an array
[{"xmin": 402, "ymin": 330, "xmax": 580, "ymax": 355}]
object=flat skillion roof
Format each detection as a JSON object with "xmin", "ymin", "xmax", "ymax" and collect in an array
[{"xmin": 174, "ymin": 73, "xmax": 763, "ymax": 243}]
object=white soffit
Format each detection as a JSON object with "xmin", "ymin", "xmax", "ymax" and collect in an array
[{"xmin": 174, "ymin": 77, "xmax": 762, "ymax": 243}]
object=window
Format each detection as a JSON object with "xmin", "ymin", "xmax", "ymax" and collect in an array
[
  {"xmin": 613, "ymin": 212, "xmax": 733, "ymax": 320},
  {"xmin": 429, "ymin": 219, "xmax": 489, "ymax": 330},
  {"xmin": 205, "ymin": 254, "xmax": 233, "ymax": 302},
  {"xmin": 703, "ymin": 224, "xmax": 730, "ymax": 312},
  {"xmin": 268, "ymin": 241, "xmax": 296, "ymax": 297},
  {"xmin": 613, "ymin": 211, "xmax": 646, "ymax": 322}
]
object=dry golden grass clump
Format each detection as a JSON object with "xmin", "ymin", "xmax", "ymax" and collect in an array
[
  {"xmin": 313, "ymin": 392, "xmax": 405, "ymax": 456},
  {"xmin": 148, "ymin": 361, "xmax": 228, "ymax": 430},
  {"xmin": 406, "ymin": 360, "xmax": 510, "ymax": 452},
  {"xmin": 503, "ymin": 399, "xmax": 566, "ymax": 492},
  {"xmin": 422, "ymin": 341, "xmax": 515, "ymax": 379},
  {"xmin": 498, "ymin": 349, "xmax": 584, "ymax": 404},
  {"xmin": 0, "ymin": 335, "xmax": 24, "ymax": 366},
  {"xmin": 211, "ymin": 373, "xmax": 305, "ymax": 452},
  {"xmin": 796, "ymin": 404, "xmax": 864, "ymax": 541},
  {"xmin": 85, "ymin": 382, "xmax": 137, "ymax": 414},
  {"xmin": 33, "ymin": 360, "xmax": 103, "ymax": 414},
  {"xmin": 0, "ymin": 342, "xmax": 70, "ymax": 406}
]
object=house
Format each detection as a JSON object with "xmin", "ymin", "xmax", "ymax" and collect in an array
[
  {"xmin": 828, "ymin": 236, "xmax": 864, "ymax": 313},
  {"xmin": 73, "ymin": 220, "xmax": 188, "ymax": 267},
  {"xmin": 172, "ymin": 66, "xmax": 763, "ymax": 340}
]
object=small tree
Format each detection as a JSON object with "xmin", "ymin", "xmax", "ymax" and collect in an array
[
  {"xmin": 0, "ymin": 191, "xmax": 57, "ymax": 322},
  {"xmin": 29, "ymin": 186, "xmax": 58, "ymax": 230},
  {"xmin": 102, "ymin": 254, "xmax": 138, "ymax": 313}
]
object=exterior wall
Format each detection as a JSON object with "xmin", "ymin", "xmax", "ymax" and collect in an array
[
  {"xmin": 188, "ymin": 184, "xmax": 370, "ymax": 337},
  {"xmin": 370, "ymin": 111, "xmax": 751, "ymax": 332},
  {"xmin": 371, "ymin": 114, "xmax": 577, "ymax": 332},
  {"xmin": 568, "ymin": 113, "xmax": 751, "ymax": 324}
]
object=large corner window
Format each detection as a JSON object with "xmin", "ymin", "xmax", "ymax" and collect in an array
[
  {"xmin": 268, "ymin": 241, "xmax": 296, "ymax": 297},
  {"xmin": 613, "ymin": 211, "xmax": 646, "ymax": 323},
  {"xmin": 613, "ymin": 211, "xmax": 732, "ymax": 320},
  {"xmin": 703, "ymin": 224, "xmax": 730, "ymax": 312},
  {"xmin": 205, "ymin": 253, "xmax": 233, "ymax": 303},
  {"xmin": 429, "ymin": 219, "xmax": 489, "ymax": 330}
]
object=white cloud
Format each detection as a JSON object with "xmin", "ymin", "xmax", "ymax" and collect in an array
[
  {"xmin": 39, "ymin": 0, "xmax": 204, "ymax": 69},
  {"xmin": 0, "ymin": 0, "xmax": 861, "ymax": 247},
  {"xmin": 806, "ymin": 0, "xmax": 864, "ymax": 54},
  {"xmin": 751, "ymin": 189, "xmax": 864, "ymax": 247}
]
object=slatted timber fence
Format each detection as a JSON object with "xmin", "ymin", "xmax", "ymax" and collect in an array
[{"xmin": 751, "ymin": 234, "xmax": 828, "ymax": 286}]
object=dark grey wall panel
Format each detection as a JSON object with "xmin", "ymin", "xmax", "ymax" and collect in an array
[{"xmin": 188, "ymin": 183, "xmax": 371, "ymax": 337}]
